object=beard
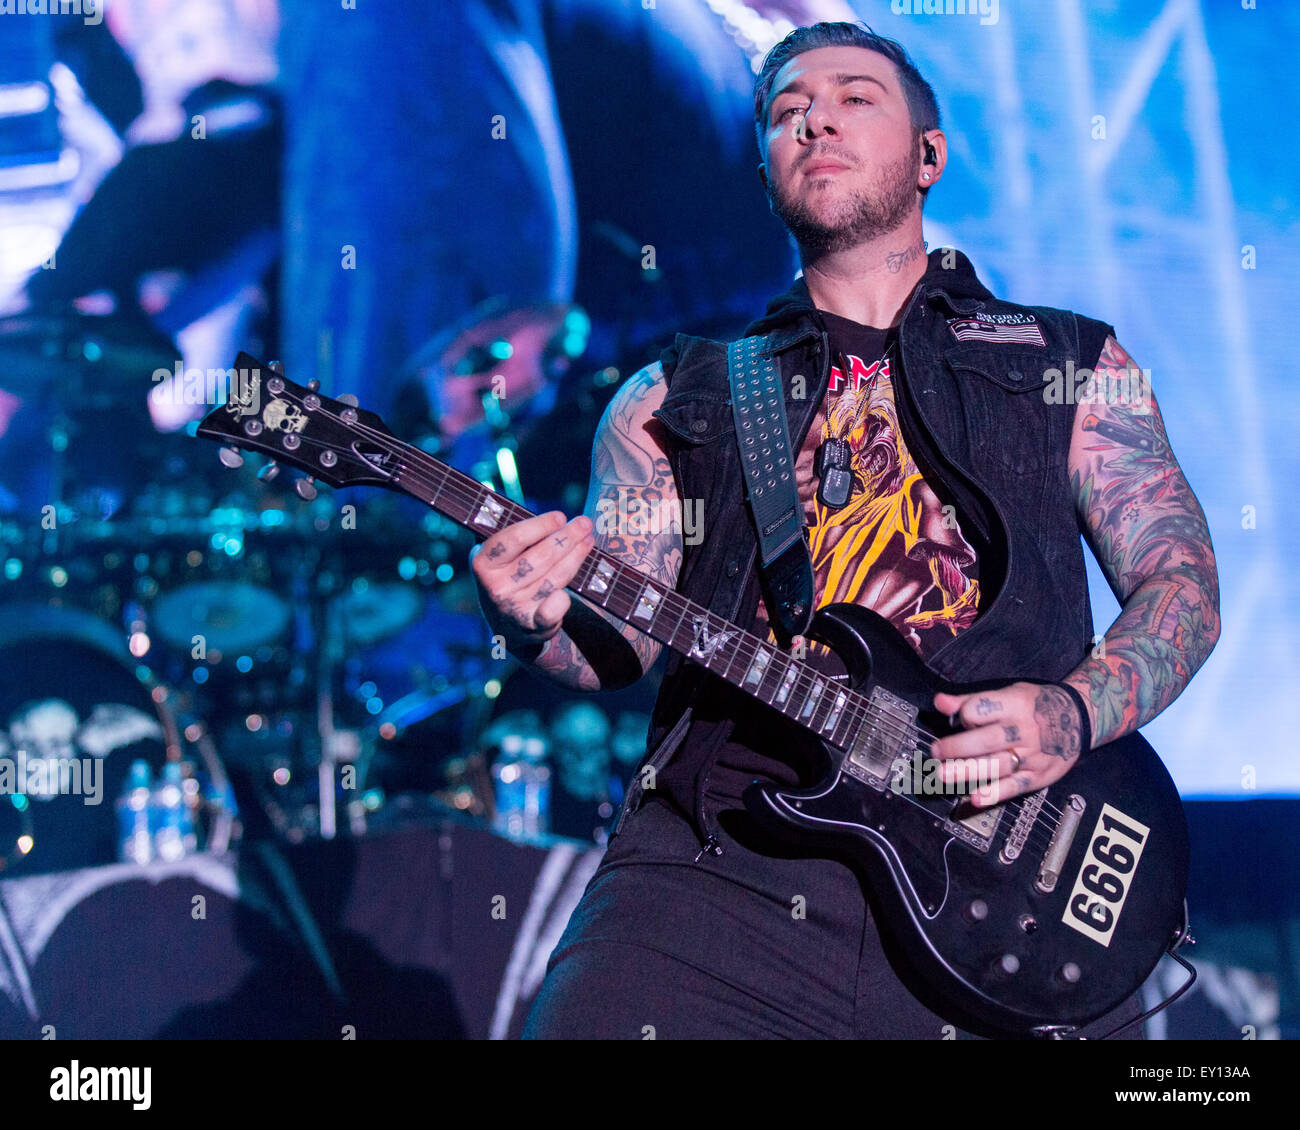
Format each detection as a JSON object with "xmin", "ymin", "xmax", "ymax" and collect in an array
[{"xmin": 767, "ymin": 150, "xmax": 921, "ymax": 253}]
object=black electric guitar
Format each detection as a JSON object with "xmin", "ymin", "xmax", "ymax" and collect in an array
[{"xmin": 197, "ymin": 354, "xmax": 1191, "ymax": 1039}]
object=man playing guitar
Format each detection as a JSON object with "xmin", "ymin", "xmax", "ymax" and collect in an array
[{"xmin": 471, "ymin": 22, "xmax": 1220, "ymax": 1039}]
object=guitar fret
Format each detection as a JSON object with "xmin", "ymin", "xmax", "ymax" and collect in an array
[
  {"xmin": 715, "ymin": 629, "xmax": 744, "ymax": 682},
  {"xmin": 773, "ymin": 662, "xmax": 800, "ymax": 707},
  {"xmin": 696, "ymin": 614, "xmax": 740, "ymax": 676},
  {"xmin": 665, "ymin": 597, "xmax": 693, "ymax": 655},
  {"xmin": 757, "ymin": 653, "xmax": 789, "ymax": 706},
  {"xmin": 824, "ymin": 689, "xmax": 849, "ymax": 740},
  {"xmin": 421, "ymin": 468, "xmax": 443, "ymax": 510},
  {"xmin": 810, "ymin": 682, "xmax": 837, "ymax": 733},
  {"xmin": 471, "ymin": 490, "xmax": 506, "ymax": 532},
  {"xmin": 799, "ymin": 677, "xmax": 825, "ymax": 722},
  {"xmin": 833, "ymin": 700, "xmax": 862, "ymax": 750},
  {"xmin": 743, "ymin": 645, "xmax": 771, "ymax": 689},
  {"xmin": 632, "ymin": 579, "xmax": 663, "ymax": 624},
  {"xmin": 582, "ymin": 557, "xmax": 617, "ymax": 607}
]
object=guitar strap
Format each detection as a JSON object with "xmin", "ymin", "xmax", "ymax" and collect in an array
[{"xmin": 727, "ymin": 333, "xmax": 814, "ymax": 644}]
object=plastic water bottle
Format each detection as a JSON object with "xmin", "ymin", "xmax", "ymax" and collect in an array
[
  {"xmin": 151, "ymin": 763, "xmax": 193, "ymax": 862},
  {"xmin": 491, "ymin": 735, "xmax": 551, "ymax": 840},
  {"xmin": 116, "ymin": 760, "xmax": 153, "ymax": 865}
]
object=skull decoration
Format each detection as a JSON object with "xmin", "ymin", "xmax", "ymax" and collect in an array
[
  {"xmin": 9, "ymin": 699, "xmax": 79, "ymax": 763},
  {"xmin": 262, "ymin": 398, "xmax": 308, "ymax": 433}
]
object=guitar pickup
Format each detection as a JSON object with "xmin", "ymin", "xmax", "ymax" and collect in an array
[
  {"xmin": 843, "ymin": 686, "xmax": 914, "ymax": 784},
  {"xmin": 945, "ymin": 804, "xmax": 1002, "ymax": 851}
]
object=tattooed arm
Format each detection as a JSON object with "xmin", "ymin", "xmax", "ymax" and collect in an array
[
  {"xmin": 931, "ymin": 337, "xmax": 1220, "ymax": 806},
  {"xmin": 1060, "ymin": 335, "xmax": 1221, "ymax": 747},
  {"xmin": 472, "ymin": 362, "xmax": 679, "ymax": 691}
]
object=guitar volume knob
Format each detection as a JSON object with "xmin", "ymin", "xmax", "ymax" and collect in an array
[
  {"xmin": 1058, "ymin": 962, "xmax": 1082, "ymax": 985},
  {"xmin": 218, "ymin": 446, "xmax": 243, "ymax": 469},
  {"xmin": 993, "ymin": 953, "xmax": 1020, "ymax": 976},
  {"xmin": 963, "ymin": 899, "xmax": 988, "ymax": 924}
]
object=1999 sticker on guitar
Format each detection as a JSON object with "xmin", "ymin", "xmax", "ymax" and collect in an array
[{"xmin": 1063, "ymin": 803, "xmax": 1150, "ymax": 947}]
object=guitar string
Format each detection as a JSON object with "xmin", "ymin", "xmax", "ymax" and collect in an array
[
  {"xmin": 300, "ymin": 414, "xmax": 1072, "ymax": 845},
  {"xmin": 295, "ymin": 413, "xmax": 1073, "ymax": 843},
  {"xmin": 269, "ymin": 410, "xmax": 1071, "ymax": 841},
  {"xmin": 378, "ymin": 440, "xmax": 1067, "ymax": 827}
]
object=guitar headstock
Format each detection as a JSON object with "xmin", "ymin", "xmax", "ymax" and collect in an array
[{"xmin": 196, "ymin": 353, "xmax": 401, "ymax": 491}]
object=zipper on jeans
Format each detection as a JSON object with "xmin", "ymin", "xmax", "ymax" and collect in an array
[
  {"xmin": 693, "ymin": 832, "xmax": 722, "ymax": 864},
  {"xmin": 613, "ymin": 705, "xmax": 694, "ymax": 836}
]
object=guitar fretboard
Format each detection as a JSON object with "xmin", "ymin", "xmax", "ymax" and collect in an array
[{"xmin": 392, "ymin": 446, "xmax": 870, "ymax": 748}]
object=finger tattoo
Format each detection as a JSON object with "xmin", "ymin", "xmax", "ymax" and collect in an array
[
  {"xmin": 535, "ymin": 580, "xmax": 555, "ymax": 600},
  {"xmin": 1002, "ymin": 724, "xmax": 1020, "ymax": 743},
  {"xmin": 487, "ymin": 542, "xmax": 506, "ymax": 559},
  {"xmin": 975, "ymin": 696, "xmax": 999, "ymax": 717},
  {"xmin": 511, "ymin": 558, "xmax": 535, "ymax": 582}
]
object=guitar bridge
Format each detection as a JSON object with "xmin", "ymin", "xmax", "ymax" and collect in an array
[{"xmin": 1000, "ymin": 791, "xmax": 1047, "ymax": 864}]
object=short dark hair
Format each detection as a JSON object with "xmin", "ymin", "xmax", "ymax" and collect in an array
[{"xmin": 753, "ymin": 22, "xmax": 941, "ymax": 155}]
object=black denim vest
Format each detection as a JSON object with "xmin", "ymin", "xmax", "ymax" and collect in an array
[{"xmin": 613, "ymin": 249, "xmax": 1113, "ymax": 839}]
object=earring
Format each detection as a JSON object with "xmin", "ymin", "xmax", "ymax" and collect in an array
[{"xmin": 922, "ymin": 172, "xmax": 931, "ymax": 181}]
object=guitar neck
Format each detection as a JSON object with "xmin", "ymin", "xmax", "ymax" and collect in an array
[{"xmin": 389, "ymin": 439, "xmax": 868, "ymax": 748}]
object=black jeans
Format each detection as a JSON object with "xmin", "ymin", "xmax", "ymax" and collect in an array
[{"xmin": 523, "ymin": 794, "xmax": 1148, "ymax": 1040}]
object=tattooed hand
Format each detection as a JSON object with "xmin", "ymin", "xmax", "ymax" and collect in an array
[
  {"xmin": 929, "ymin": 683, "xmax": 1086, "ymax": 807},
  {"xmin": 470, "ymin": 511, "xmax": 595, "ymax": 648}
]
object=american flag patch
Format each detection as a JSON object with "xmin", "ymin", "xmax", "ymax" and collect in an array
[{"xmin": 947, "ymin": 316, "xmax": 1046, "ymax": 347}]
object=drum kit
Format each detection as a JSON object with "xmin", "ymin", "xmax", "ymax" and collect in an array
[{"xmin": 0, "ymin": 304, "xmax": 660, "ymax": 875}]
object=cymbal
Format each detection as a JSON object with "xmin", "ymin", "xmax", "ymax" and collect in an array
[
  {"xmin": 151, "ymin": 580, "xmax": 290, "ymax": 654},
  {"xmin": 330, "ymin": 582, "xmax": 424, "ymax": 646},
  {"xmin": 0, "ymin": 309, "xmax": 176, "ymax": 404}
]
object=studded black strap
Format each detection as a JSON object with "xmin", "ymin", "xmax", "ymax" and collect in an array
[{"xmin": 727, "ymin": 334, "xmax": 814, "ymax": 642}]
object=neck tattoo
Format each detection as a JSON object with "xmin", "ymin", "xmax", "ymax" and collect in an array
[{"xmin": 884, "ymin": 243, "xmax": 925, "ymax": 274}]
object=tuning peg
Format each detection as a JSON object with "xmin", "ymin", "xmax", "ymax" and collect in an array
[
  {"xmin": 307, "ymin": 379, "xmax": 321, "ymax": 392},
  {"xmin": 337, "ymin": 393, "xmax": 358, "ymax": 407},
  {"xmin": 257, "ymin": 461, "xmax": 281, "ymax": 482},
  {"xmin": 268, "ymin": 360, "xmax": 285, "ymax": 375},
  {"xmin": 219, "ymin": 446, "xmax": 244, "ymax": 468},
  {"xmin": 295, "ymin": 476, "xmax": 318, "ymax": 501}
]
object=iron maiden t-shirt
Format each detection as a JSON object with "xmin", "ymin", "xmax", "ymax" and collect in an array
[{"xmin": 658, "ymin": 310, "xmax": 982, "ymax": 818}]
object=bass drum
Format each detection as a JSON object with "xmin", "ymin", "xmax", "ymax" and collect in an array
[{"xmin": 0, "ymin": 603, "xmax": 230, "ymax": 876}]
